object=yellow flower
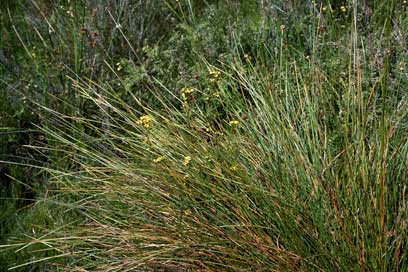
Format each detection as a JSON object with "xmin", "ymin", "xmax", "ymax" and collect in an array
[
  {"xmin": 322, "ymin": 6, "xmax": 327, "ymax": 12},
  {"xmin": 153, "ymin": 156, "xmax": 165, "ymax": 163},
  {"xmin": 209, "ymin": 70, "xmax": 221, "ymax": 83},
  {"xmin": 181, "ymin": 87, "xmax": 194, "ymax": 101},
  {"xmin": 340, "ymin": 6, "xmax": 346, "ymax": 13},
  {"xmin": 181, "ymin": 87, "xmax": 194, "ymax": 95},
  {"xmin": 212, "ymin": 92, "xmax": 220, "ymax": 98},
  {"xmin": 184, "ymin": 209, "xmax": 192, "ymax": 216},
  {"xmin": 228, "ymin": 120, "xmax": 240, "ymax": 126},
  {"xmin": 116, "ymin": 62, "xmax": 123, "ymax": 71},
  {"xmin": 229, "ymin": 164, "xmax": 238, "ymax": 171},
  {"xmin": 183, "ymin": 156, "xmax": 192, "ymax": 166},
  {"xmin": 137, "ymin": 115, "xmax": 152, "ymax": 128}
]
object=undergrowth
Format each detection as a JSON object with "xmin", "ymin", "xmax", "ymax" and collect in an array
[{"xmin": 1, "ymin": 0, "xmax": 407, "ymax": 271}]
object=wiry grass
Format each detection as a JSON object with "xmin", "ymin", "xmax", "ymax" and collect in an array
[
  {"xmin": 19, "ymin": 46, "xmax": 408, "ymax": 270},
  {"xmin": 2, "ymin": 0, "xmax": 408, "ymax": 271}
]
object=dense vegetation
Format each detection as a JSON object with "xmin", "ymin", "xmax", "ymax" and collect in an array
[{"xmin": 1, "ymin": 0, "xmax": 407, "ymax": 270}]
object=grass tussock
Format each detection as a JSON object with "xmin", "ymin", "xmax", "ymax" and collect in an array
[{"xmin": 33, "ymin": 55, "xmax": 408, "ymax": 270}]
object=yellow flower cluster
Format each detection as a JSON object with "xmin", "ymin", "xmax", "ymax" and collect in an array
[
  {"xmin": 153, "ymin": 156, "xmax": 165, "ymax": 163},
  {"xmin": 137, "ymin": 115, "xmax": 152, "ymax": 128},
  {"xmin": 228, "ymin": 120, "xmax": 240, "ymax": 127},
  {"xmin": 209, "ymin": 70, "xmax": 221, "ymax": 83},
  {"xmin": 212, "ymin": 92, "xmax": 220, "ymax": 98},
  {"xmin": 183, "ymin": 156, "xmax": 192, "ymax": 166},
  {"xmin": 181, "ymin": 87, "xmax": 194, "ymax": 101}
]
